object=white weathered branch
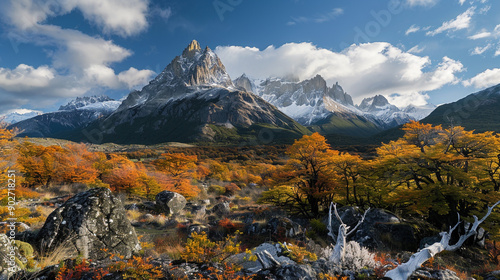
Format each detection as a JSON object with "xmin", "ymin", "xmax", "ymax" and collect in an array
[
  {"xmin": 328, "ymin": 203, "xmax": 370, "ymax": 264},
  {"xmin": 385, "ymin": 200, "xmax": 500, "ymax": 280}
]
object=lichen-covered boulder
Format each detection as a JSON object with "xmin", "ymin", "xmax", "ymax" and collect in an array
[
  {"xmin": 155, "ymin": 191, "xmax": 187, "ymax": 215},
  {"xmin": 35, "ymin": 188, "xmax": 141, "ymax": 260},
  {"xmin": 0, "ymin": 234, "xmax": 35, "ymax": 278}
]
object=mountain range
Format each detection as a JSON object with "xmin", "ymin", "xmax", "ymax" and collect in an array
[
  {"xmin": 55, "ymin": 40, "xmax": 310, "ymax": 144},
  {"xmin": 12, "ymin": 40, "xmax": 495, "ymax": 146},
  {"xmin": 13, "ymin": 96, "xmax": 120, "ymax": 138}
]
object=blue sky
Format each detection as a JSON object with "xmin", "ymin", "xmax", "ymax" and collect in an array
[{"xmin": 0, "ymin": 0, "xmax": 499, "ymax": 115}]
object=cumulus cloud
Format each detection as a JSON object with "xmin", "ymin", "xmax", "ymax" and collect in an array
[
  {"xmin": 427, "ymin": 7, "xmax": 475, "ymax": 36},
  {"xmin": 215, "ymin": 42, "xmax": 464, "ymax": 107},
  {"xmin": 0, "ymin": 64, "xmax": 55, "ymax": 92},
  {"xmin": 0, "ymin": 0, "xmax": 156, "ymax": 113},
  {"xmin": 118, "ymin": 68, "xmax": 156, "ymax": 89},
  {"xmin": 1, "ymin": 0, "xmax": 149, "ymax": 37},
  {"xmin": 463, "ymin": 68, "xmax": 500, "ymax": 88}
]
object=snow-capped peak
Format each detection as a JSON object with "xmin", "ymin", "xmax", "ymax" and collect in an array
[
  {"xmin": 1, "ymin": 109, "xmax": 42, "ymax": 124},
  {"xmin": 59, "ymin": 95, "xmax": 115, "ymax": 111},
  {"xmin": 151, "ymin": 40, "xmax": 233, "ymax": 89}
]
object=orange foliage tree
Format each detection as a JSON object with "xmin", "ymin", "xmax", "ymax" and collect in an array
[
  {"xmin": 153, "ymin": 152, "xmax": 199, "ymax": 198},
  {"xmin": 263, "ymin": 133, "xmax": 338, "ymax": 218},
  {"xmin": 376, "ymin": 121, "xmax": 500, "ymax": 230}
]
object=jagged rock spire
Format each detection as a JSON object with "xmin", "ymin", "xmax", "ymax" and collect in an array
[{"xmin": 182, "ymin": 40, "xmax": 202, "ymax": 59}]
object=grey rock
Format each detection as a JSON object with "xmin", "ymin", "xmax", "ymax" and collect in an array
[
  {"xmin": 431, "ymin": 269, "xmax": 461, "ymax": 280},
  {"xmin": 35, "ymin": 188, "xmax": 141, "ymax": 260},
  {"xmin": 236, "ymin": 243, "xmax": 294, "ymax": 273},
  {"xmin": 264, "ymin": 217, "xmax": 304, "ymax": 239},
  {"xmin": 212, "ymin": 202, "xmax": 230, "ymax": 217},
  {"xmin": 188, "ymin": 224, "xmax": 208, "ymax": 237},
  {"xmin": 273, "ymin": 264, "xmax": 317, "ymax": 280},
  {"xmin": 155, "ymin": 191, "xmax": 187, "ymax": 215},
  {"xmin": 354, "ymin": 208, "xmax": 418, "ymax": 251}
]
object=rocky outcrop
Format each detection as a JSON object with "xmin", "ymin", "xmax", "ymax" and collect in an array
[
  {"xmin": 233, "ymin": 74, "xmax": 254, "ymax": 92},
  {"xmin": 155, "ymin": 191, "xmax": 187, "ymax": 215},
  {"xmin": 35, "ymin": 188, "xmax": 141, "ymax": 260}
]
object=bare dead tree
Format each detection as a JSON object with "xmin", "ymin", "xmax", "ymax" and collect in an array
[
  {"xmin": 327, "ymin": 203, "xmax": 370, "ymax": 263},
  {"xmin": 385, "ymin": 200, "xmax": 500, "ymax": 280}
]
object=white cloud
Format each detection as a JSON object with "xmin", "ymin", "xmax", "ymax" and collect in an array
[
  {"xmin": 118, "ymin": 67, "xmax": 156, "ymax": 89},
  {"xmin": 464, "ymin": 68, "xmax": 500, "ymax": 88},
  {"xmin": 496, "ymin": 46, "xmax": 500, "ymax": 57},
  {"xmin": 468, "ymin": 31, "xmax": 492, "ymax": 40},
  {"xmin": 0, "ymin": 0, "xmax": 149, "ymax": 37},
  {"xmin": 215, "ymin": 42, "xmax": 464, "ymax": 107},
  {"xmin": 470, "ymin": 44, "xmax": 492, "ymax": 55},
  {"xmin": 408, "ymin": 45, "xmax": 426, "ymax": 53},
  {"xmin": 427, "ymin": 7, "xmax": 475, "ymax": 36},
  {"xmin": 0, "ymin": 0, "xmax": 156, "ymax": 113},
  {"xmin": 459, "ymin": 0, "xmax": 466, "ymax": 5},
  {"xmin": 0, "ymin": 64, "xmax": 55, "ymax": 92},
  {"xmin": 405, "ymin": 24, "xmax": 421, "ymax": 35},
  {"xmin": 407, "ymin": 0, "xmax": 439, "ymax": 7}
]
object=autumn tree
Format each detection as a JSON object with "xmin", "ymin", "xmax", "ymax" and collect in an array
[
  {"xmin": 377, "ymin": 121, "xmax": 500, "ymax": 230},
  {"xmin": 263, "ymin": 133, "xmax": 337, "ymax": 218},
  {"xmin": 153, "ymin": 153, "xmax": 197, "ymax": 178},
  {"xmin": 330, "ymin": 152, "xmax": 365, "ymax": 205},
  {"xmin": 102, "ymin": 154, "xmax": 144, "ymax": 193},
  {"xmin": 52, "ymin": 144, "xmax": 100, "ymax": 185},
  {"xmin": 17, "ymin": 142, "xmax": 65, "ymax": 187},
  {"xmin": 0, "ymin": 124, "xmax": 19, "ymax": 184}
]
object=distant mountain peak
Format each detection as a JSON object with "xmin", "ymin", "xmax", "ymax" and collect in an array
[
  {"xmin": 358, "ymin": 95, "xmax": 391, "ymax": 110},
  {"xmin": 59, "ymin": 95, "xmax": 114, "ymax": 111}
]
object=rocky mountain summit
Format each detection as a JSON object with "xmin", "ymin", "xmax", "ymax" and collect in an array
[{"xmin": 235, "ymin": 74, "xmax": 435, "ymax": 134}]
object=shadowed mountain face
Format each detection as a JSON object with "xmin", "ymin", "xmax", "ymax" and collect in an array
[
  {"xmin": 10, "ymin": 96, "xmax": 120, "ymax": 138},
  {"xmin": 421, "ymin": 84, "xmax": 500, "ymax": 133},
  {"xmin": 69, "ymin": 40, "xmax": 310, "ymax": 144},
  {"xmin": 368, "ymin": 83, "xmax": 500, "ymax": 146}
]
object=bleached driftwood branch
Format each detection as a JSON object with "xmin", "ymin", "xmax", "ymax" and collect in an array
[
  {"xmin": 327, "ymin": 203, "xmax": 370, "ymax": 263},
  {"xmin": 385, "ymin": 200, "xmax": 500, "ymax": 280}
]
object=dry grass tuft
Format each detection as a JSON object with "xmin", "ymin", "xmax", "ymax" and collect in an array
[{"xmin": 37, "ymin": 240, "xmax": 77, "ymax": 269}]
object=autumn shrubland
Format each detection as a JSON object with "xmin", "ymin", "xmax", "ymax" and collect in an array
[{"xmin": 2, "ymin": 121, "xmax": 500, "ymax": 278}]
